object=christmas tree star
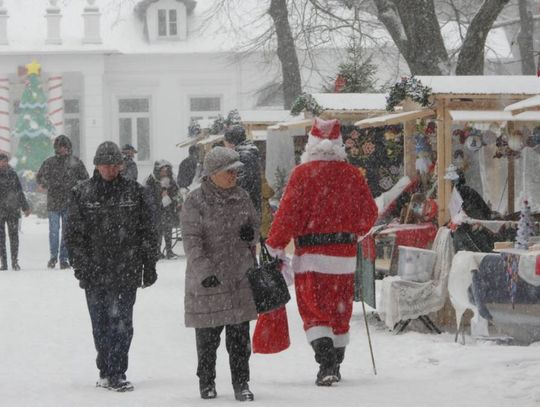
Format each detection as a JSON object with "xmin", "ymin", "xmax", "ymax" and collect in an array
[{"xmin": 26, "ymin": 60, "xmax": 41, "ymax": 76}]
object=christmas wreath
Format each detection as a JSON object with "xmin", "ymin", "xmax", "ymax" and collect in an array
[
  {"xmin": 290, "ymin": 93, "xmax": 325, "ymax": 116},
  {"xmin": 386, "ymin": 77, "xmax": 432, "ymax": 112}
]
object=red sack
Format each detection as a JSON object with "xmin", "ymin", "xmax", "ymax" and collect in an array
[{"xmin": 252, "ymin": 306, "xmax": 290, "ymax": 354}]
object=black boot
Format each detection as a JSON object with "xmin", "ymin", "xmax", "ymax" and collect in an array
[
  {"xmin": 233, "ymin": 382, "xmax": 254, "ymax": 401},
  {"xmin": 335, "ymin": 347, "xmax": 345, "ymax": 382},
  {"xmin": 0, "ymin": 259, "xmax": 6, "ymax": 271},
  {"xmin": 200, "ymin": 381, "xmax": 217, "ymax": 399},
  {"xmin": 11, "ymin": 259, "xmax": 20, "ymax": 271},
  {"xmin": 311, "ymin": 337, "xmax": 338, "ymax": 386}
]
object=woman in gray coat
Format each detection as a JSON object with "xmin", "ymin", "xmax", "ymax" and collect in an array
[{"xmin": 181, "ymin": 146, "xmax": 260, "ymax": 402}]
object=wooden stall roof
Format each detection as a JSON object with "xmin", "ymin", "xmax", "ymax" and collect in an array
[
  {"xmin": 354, "ymin": 109, "xmax": 435, "ymax": 128},
  {"xmin": 449, "ymin": 110, "xmax": 540, "ymax": 122},
  {"xmin": 312, "ymin": 93, "xmax": 387, "ymax": 111},
  {"xmin": 504, "ymin": 95, "xmax": 540, "ymax": 113},
  {"xmin": 268, "ymin": 118, "xmax": 312, "ymax": 131},
  {"xmin": 416, "ymin": 75, "xmax": 540, "ymax": 96}
]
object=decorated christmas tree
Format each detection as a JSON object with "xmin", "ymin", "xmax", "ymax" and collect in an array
[
  {"xmin": 331, "ymin": 44, "xmax": 377, "ymax": 93},
  {"xmin": 515, "ymin": 199, "xmax": 536, "ymax": 249},
  {"xmin": 12, "ymin": 61, "xmax": 54, "ymax": 172}
]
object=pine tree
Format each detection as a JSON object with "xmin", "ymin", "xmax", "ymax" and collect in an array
[
  {"xmin": 334, "ymin": 45, "xmax": 377, "ymax": 93},
  {"xmin": 209, "ymin": 114, "xmax": 225, "ymax": 135},
  {"xmin": 515, "ymin": 199, "xmax": 536, "ymax": 249},
  {"xmin": 13, "ymin": 62, "xmax": 54, "ymax": 172},
  {"xmin": 225, "ymin": 109, "xmax": 242, "ymax": 127}
]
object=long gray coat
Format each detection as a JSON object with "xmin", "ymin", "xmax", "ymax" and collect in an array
[{"xmin": 181, "ymin": 179, "xmax": 260, "ymax": 328}]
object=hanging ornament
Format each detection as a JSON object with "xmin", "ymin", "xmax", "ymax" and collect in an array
[
  {"xmin": 30, "ymin": 121, "xmax": 38, "ymax": 130},
  {"xmin": 508, "ymin": 130, "xmax": 524, "ymax": 152},
  {"xmin": 465, "ymin": 134, "xmax": 483, "ymax": 151}
]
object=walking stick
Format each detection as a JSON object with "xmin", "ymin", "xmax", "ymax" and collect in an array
[{"xmin": 360, "ymin": 291, "xmax": 377, "ymax": 375}]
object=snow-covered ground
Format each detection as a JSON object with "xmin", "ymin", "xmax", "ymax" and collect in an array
[{"xmin": 1, "ymin": 217, "xmax": 540, "ymax": 407}]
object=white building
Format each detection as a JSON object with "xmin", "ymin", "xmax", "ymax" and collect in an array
[{"xmin": 0, "ymin": 0, "xmax": 343, "ymax": 179}]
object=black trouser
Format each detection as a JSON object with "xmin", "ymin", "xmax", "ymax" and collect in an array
[
  {"xmin": 195, "ymin": 322, "xmax": 251, "ymax": 387},
  {"xmin": 160, "ymin": 224, "xmax": 173, "ymax": 253},
  {"xmin": 0, "ymin": 217, "xmax": 19, "ymax": 265},
  {"xmin": 85, "ymin": 285, "xmax": 137, "ymax": 379}
]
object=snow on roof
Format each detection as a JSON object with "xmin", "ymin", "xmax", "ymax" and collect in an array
[
  {"xmin": 449, "ymin": 110, "xmax": 540, "ymax": 122},
  {"xmin": 312, "ymin": 93, "xmax": 387, "ymax": 111},
  {"xmin": 416, "ymin": 76, "xmax": 540, "ymax": 95},
  {"xmin": 238, "ymin": 110, "xmax": 296, "ymax": 123},
  {"xmin": 504, "ymin": 95, "xmax": 540, "ymax": 112}
]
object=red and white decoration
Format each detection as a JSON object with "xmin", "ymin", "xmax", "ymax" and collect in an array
[
  {"xmin": 47, "ymin": 74, "xmax": 63, "ymax": 136},
  {"xmin": 0, "ymin": 76, "xmax": 10, "ymax": 154},
  {"xmin": 267, "ymin": 118, "xmax": 378, "ymax": 347}
]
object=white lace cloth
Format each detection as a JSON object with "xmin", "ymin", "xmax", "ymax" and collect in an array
[{"xmin": 377, "ymin": 227, "xmax": 455, "ymax": 329}]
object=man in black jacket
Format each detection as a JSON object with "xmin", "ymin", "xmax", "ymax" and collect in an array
[
  {"xmin": 0, "ymin": 154, "xmax": 31, "ymax": 270},
  {"xmin": 223, "ymin": 126, "xmax": 262, "ymax": 215},
  {"xmin": 120, "ymin": 144, "xmax": 138, "ymax": 182},
  {"xmin": 177, "ymin": 144, "xmax": 199, "ymax": 189},
  {"xmin": 65, "ymin": 141, "xmax": 159, "ymax": 392},
  {"xmin": 36, "ymin": 135, "xmax": 89, "ymax": 269}
]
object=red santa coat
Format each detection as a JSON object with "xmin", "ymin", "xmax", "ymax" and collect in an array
[{"xmin": 267, "ymin": 159, "xmax": 377, "ymax": 346}]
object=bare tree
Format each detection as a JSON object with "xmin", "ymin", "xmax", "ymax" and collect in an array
[{"xmin": 516, "ymin": 0, "xmax": 535, "ymax": 74}]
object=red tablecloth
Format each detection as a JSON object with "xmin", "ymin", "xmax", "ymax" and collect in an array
[{"xmin": 361, "ymin": 223, "xmax": 438, "ymax": 262}]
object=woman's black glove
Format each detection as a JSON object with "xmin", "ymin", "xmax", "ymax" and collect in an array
[
  {"xmin": 141, "ymin": 264, "xmax": 158, "ymax": 288},
  {"xmin": 201, "ymin": 275, "xmax": 220, "ymax": 288},
  {"xmin": 240, "ymin": 224, "xmax": 255, "ymax": 242}
]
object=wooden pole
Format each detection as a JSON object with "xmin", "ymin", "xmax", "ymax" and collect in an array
[{"xmin": 403, "ymin": 120, "xmax": 416, "ymax": 179}]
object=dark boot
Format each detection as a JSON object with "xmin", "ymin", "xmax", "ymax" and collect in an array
[
  {"xmin": 200, "ymin": 381, "xmax": 217, "ymax": 399},
  {"xmin": 11, "ymin": 259, "xmax": 20, "ymax": 271},
  {"xmin": 335, "ymin": 347, "xmax": 345, "ymax": 382},
  {"xmin": 311, "ymin": 337, "xmax": 338, "ymax": 386},
  {"xmin": 0, "ymin": 259, "xmax": 6, "ymax": 271},
  {"xmin": 233, "ymin": 382, "xmax": 254, "ymax": 402}
]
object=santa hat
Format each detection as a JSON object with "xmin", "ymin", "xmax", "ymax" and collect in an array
[{"xmin": 301, "ymin": 117, "xmax": 346, "ymax": 163}]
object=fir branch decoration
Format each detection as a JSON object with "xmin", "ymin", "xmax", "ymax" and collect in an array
[
  {"xmin": 386, "ymin": 77, "xmax": 432, "ymax": 112},
  {"xmin": 290, "ymin": 93, "xmax": 325, "ymax": 116}
]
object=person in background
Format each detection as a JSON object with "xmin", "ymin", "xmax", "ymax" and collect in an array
[
  {"xmin": 0, "ymin": 153, "xmax": 31, "ymax": 270},
  {"xmin": 145, "ymin": 160, "xmax": 181, "ymax": 259},
  {"xmin": 177, "ymin": 145, "xmax": 200, "ymax": 189},
  {"xmin": 65, "ymin": 141, "xmax": 158, "ymax": 392},
  {"xmin": 223, "ymin": 126, "xmax": 262, "ymax": 216},
  {"xmin": 120, "ymin": 144, "xmax": 138, "ymax": 182},
  {"xmin": 266, "ymin": 118, "xmax": 377, "ymax": 386},
  {"xmin": 181, "ymin": 146, "xmax": 259, "ymax": 401},
  {"xmin": 36, "ymin": 134, "xmax": 89, "ymax": 269}
]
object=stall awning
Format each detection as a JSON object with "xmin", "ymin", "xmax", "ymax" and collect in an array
[
  {"xmin": 504, "ymin": 95, "xmax": 540, "ymax": 113},
  {"xmin": 267, "ymin": 118, "xmax": 312, "ymax": 131},
  {"xmin": 450, "ymin": 110, "xmax": 540, "ymax": 122},
  {"xmin": 354, "ymin": 109, "xmax": 435, "ymax": 128}
]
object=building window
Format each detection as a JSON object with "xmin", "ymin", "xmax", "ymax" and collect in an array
[
  {"xmin": 118, "ymin": 98, "xmax": 151, "ymax": 161},
  {"xmin": 189, "ymin": 96, "xmax": 221, "ymax": 122},
  {"xmin": 158, "ymin": 9, "xmax": 178, "ymax": 37},
  {"xmin": 64, "ymin": 99, "xmax": 81, "ymax": 157}
]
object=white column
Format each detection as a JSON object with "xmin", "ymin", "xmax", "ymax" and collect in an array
[
  {"xmin": 0, "ymin": 0, "xmax": 8, "ymax": 46},
  {"xmin": 45, "ymin": 0, "xmax": 62, "ymax": 45},
  {"xmin": 82, "ymin": 73, "xmax": 104, "ymax": 167},
  {"xmin": 47, "ymin": 74, "xmax": 64, "ymax": 136},
  {"xmin": 0, "ymin": 76, "xmax": 10, "ymax": 154},
  {"xmin": 82, "ymin": 0, "xmax": 102, "ymax": 44}
]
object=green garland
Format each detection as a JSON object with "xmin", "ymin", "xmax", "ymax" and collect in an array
[
  {"xmin": 386, "ymin": 77, "xmax": 432, "ymax": 112},
  {"xmin": 290, "ymin": 93, "xmax": 325, "ymax": 116}
]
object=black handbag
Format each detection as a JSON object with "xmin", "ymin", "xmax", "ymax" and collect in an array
[{"xmin": 247, "ymin": 241, "xmax": 291, "ymax": 314}]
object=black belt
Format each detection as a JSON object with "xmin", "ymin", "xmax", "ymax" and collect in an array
[{"xmin": 296, "ymin": 232, "xmax": 357, "ymax": 247}]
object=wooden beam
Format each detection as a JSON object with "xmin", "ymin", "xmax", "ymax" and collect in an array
[{"xmin": 403, "ymin": 121, "xmax": 416, "ymax": 179}]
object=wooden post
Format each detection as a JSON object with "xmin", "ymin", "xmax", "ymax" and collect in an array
[
  {"xmin": 403, "ymin": 120, "xmax": 416, "ymax": 179},
  {"xmin": 436, "ymin": 98, "xmax": 451, "ymax": 226},
  {"xmin": 506, "ymin": 121, "xmax": 515, "ymax": 214}
]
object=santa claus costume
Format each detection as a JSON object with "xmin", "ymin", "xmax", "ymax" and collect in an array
[{"xmin": 266, "ymin": 118, "xmax": 377, "ymax": 386}]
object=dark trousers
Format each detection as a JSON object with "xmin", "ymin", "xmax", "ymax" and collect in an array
[
  {"xmin": 160, "ymin": 224, "xmax": 173, "ymax": 253},
  {"xmin": 85, "ymin": 286, "xmax": 137, "ymax": 379},
  {"xmin": 195, "ymin": 322, "xmax": 251, "ymax": 387},
  {"xmin": 0, "ymin": 217, "xmax": 19, "ymax": 265}
]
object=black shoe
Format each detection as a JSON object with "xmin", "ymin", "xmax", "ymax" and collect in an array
[
  {"xmin": 108, "ymin": 376, "xmax": 134, "ymax": 392},
  {"xmin": 335, "ymin": 364, "xmax": 341, "ymax": 382},
  {"xmin": 233, "ymin": 382, "xmax": 254, "ymax": 402},
  {"xmin": 316, "ymin": 368, "xmax": 339, "ymax": 386},
  {"xmin": 200, "ymin": 382, "xmax": 217, "ymax": 399},
  {"xmin": 12, "ymin": 262, "xmax": 20, "ymax": 271},
  {"xmin": 0, "ymin": 263, "xmax": 7, "ymax": 271},
  {"xmin": 60, "ymin": 261, "xmax": 70, "ymax": 269},
  {"xmin": 47, "ymin": 258, "xmax": 57, "ymax": 269}
]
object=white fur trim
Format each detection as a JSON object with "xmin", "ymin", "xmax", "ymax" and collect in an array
[
  {"xmin": 301, "ymin": 135, "xmax": 346, "ymax": 163},
  {"xmin": 266, "ymin": 244, "xmax": 294, "ymax": 286},
  {"xmin": 306, "ymin": 326, "xmax": 350, "ymax": 346},
  {"xmin": 292, "ymin": 253, "xmax": 356, "ymax": 275}
]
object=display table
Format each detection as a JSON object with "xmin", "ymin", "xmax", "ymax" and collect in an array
[{"xmin": 448, "ymin": 249, "xmax": 540, "ymax": 343}]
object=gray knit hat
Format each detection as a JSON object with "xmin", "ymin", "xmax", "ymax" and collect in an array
[
  {"xmin": 202, "ymin": 146, "xmax": 243, "ymax": 177},
  {"xmin": 93, "ymin": 141, "xmax": 123, "ymax": 165}
]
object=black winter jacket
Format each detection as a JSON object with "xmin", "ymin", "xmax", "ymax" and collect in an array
[
  {"xmin": 235, "ymin": 141, "xmax": 262, "ymax": 213},
  {"xmin": 65, "ymin": 173, "xmax": 158, "ymax": 288},
  {"xmin": 121, "ymin": 156, "xmax": 138, "ymax": 182},
  {"xmin": 0, "ymin": 167, "xmax": 29, "ymax": 220},
  {"xmin": 145, "ymin": 162, "xmax": 180, "ymax": 226},
  {"xmin": 177, "ymin": 155, "xmax": 198, "ymax": 188},
  {"xmin": 36, "ymin": 154, "xmax": 89, "ymax": 211}
]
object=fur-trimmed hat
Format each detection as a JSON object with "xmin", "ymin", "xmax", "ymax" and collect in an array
[{"xmin": 301, "ymin": 117, "xmax": 346, "ymax": 163}]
